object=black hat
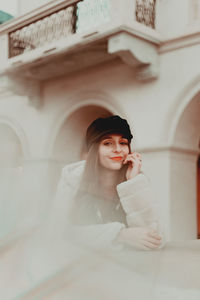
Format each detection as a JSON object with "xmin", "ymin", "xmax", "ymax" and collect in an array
[{"xmin": 85, "ymin": 115, "xmax": 133, "ymax": 150}]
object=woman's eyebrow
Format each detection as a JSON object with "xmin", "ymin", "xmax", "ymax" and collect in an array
[{"xmin": 102, "ymin": 135, "xmax": 112, "ymax": 140}]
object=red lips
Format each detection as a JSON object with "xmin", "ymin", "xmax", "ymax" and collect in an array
[{"xmin": 110, "ymin": 156, "xmax": 123, "ymax": 162}]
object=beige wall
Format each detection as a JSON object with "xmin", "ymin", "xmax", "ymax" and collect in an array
[
  {"xmin": 18, "ymin": 0, "xmax": 52, "ymax": 15},
  {"xmin": 0, "ymin": 1, "xmax": 200, "ymax": 298},
  {"xmin": 0, "ymin": 38, "xmax": 199, "ymax": 240}
]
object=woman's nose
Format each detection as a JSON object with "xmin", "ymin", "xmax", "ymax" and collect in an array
[{"xmin": 113, "ymin": 143, "xmax": 121, "ymax": 152}]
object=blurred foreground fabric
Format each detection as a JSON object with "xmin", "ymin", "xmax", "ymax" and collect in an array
[{"xmin": 0, "ymin": 232, "xmax": 199, "ymax": 300}]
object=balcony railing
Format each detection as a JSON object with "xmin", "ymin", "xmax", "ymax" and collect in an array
[
  {"xmin": 9, "ymin": 3, "xmax": 78, "ymax": 58},
  {"xmin": 135, "ymin": 0, "xmax": 156, "ymax": 29},
  {"xmin": 7, "ymin": 0, "xmax": 156, "ymax": 58}
]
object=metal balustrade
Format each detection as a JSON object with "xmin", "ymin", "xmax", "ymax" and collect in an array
[
  {"xmin": 9, "ymin": 4, "xmax": 78, "ymax": 58},
  {"xmin": 8, "ymin": 0, "xmax": 157, "ymax": 58},
  {"xmin": 135, "ymin": 0, "xmax": 156, "ymax": 29}
]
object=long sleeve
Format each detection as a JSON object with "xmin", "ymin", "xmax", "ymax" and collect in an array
[
  {"xmin": 45, "ymin": 161, "xmax": 125, "ymax": 249},
  {"xmin": 117, "ymin": 173, "xmax": 159, "ymax": 230}
]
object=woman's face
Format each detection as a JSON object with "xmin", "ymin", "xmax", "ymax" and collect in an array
[{"xmin": 98, "ymin": 134, "xmax": 129, "ymax": 171}]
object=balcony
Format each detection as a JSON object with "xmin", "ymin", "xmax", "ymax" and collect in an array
[{"xmin": 0, "ymin": 0, "xmax": 160, "ymax": 88}]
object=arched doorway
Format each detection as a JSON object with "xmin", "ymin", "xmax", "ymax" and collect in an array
[
  {"xmin": 53, "ymin": 105, "xmax": 112, "ymax": 165},
  {"xmin": 170, "ymin": 93, "xmax": 200, "ymax": 239}
]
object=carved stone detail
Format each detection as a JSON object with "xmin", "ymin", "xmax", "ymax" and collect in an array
[
  {"xmin": 0, "ymin": 74, "xmax": 41, "ymax": 107},
  {"xmin": 108, "ymin": 32, "xmax": 158, "ymax": 81}
]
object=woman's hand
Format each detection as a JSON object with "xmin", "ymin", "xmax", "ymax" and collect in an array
[
  {"xmin": 116, "ymin": 227, "xmax": 162, "ymax": 250},
  {"xmin": 124, "ymin": 152, "xmax": 142, "ymax": 180}
]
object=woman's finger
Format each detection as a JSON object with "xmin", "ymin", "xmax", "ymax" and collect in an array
[
  {"xmin": 124, "ymin": 157, "xmax": 136, "ymax": 164},
  {"xmin": 133, "ymin": 152, "xmax": 141, "ymax": 159},
  {"xmin": 143, "ymin": 240, "xmax": 160, "ymax": 249},
  {"xmin": 148, "ymin": 231, "xmax": 162, "ymax": 240},
  {"xmin": 146, "ymin": 237, "xmax": 162, "ymax": 246}
]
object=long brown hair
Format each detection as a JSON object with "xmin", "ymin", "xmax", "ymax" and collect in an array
[
  {"xmin": 70, "ymin": 137, "xmax": 130, "ymax": 224},
  {"xmin": 78, "ymin": 138, "xmax": 131, "ymax": 197}
]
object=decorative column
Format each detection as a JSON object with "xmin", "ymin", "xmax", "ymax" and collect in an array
[{"xmin": 141, "ymin": 147, "xmax": 199, "ymax": 241}]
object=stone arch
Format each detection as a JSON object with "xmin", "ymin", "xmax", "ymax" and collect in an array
[
  {"xmin": 47, "ymin": 90, "xmax": 124, "ymax": 159},
  {"xmin": 168, "ymin": 83, "xmax": 200, "ymax": 240},
  {"xmin": 47, "ymin": 95, "xmax": 123, "ymax": 191},
  {"xmin": 169, "ymin": 77, "xmax": 200, "ymax": 148},
  {"xmin": 0, "ymin": 116, "xmax": 29, "ymax": 167},
  {"xmin": 52, "ymin": 104, "xmax": 115, "ymax": 165},
  {"xmin": 172, "ymin": 92, "xmax": 199, "ymax": 151},
  {"xmin": 48, "ymin": 90, "xmax": 124, "ymax": 159},
  {"xmin": 0, "ymin": 118, "xmax": 29, "ymax": 239}
]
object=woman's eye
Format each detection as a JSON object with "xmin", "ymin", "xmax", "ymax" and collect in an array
[
  {"xmin": 120, "ymin": 142, "xmax": 128, "ymax": 145},
  {"xmin": 103, "ymin": 141, "xmax": 112, "ymax": 145}
]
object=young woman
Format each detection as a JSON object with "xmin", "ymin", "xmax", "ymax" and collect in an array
[{"xmin": 51, "ymin": 115, "xmax": 162, "ymax": 250}]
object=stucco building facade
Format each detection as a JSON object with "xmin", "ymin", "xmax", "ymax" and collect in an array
[{"xmin": 0, "ymin": 0, "xmax": 199, "ymax": 298}]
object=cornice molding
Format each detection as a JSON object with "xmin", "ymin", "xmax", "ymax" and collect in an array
[
  {"xmin": 159, "ymin": 28, "xmax": 200, "ymax": 54},
  {"xmin": 137, "ymin": 146, "xmax": 199, "ymax": 156}
]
